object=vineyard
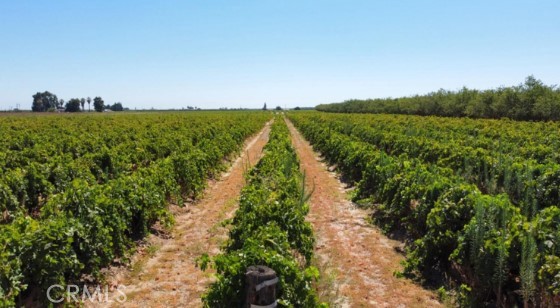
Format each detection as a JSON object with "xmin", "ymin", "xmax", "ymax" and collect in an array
[
  {"xmin": 0, "ymin": 112, "xmax": 269, "ymax": 305},
  {"xmin": 200, "ymin": 119, "xmax": 320, "ymax": 307},
  {"xmin": 288, "ymin": 111, "xmax": 560, "ymax": 306},
  {"xmin": 1, "ymin": 110, "xmax": 558, "ymax": 307}
]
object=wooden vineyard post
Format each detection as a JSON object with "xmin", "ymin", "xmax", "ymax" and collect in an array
[{"xmin": 245, "ymin": 265, "xmax": 278, "ymax": 307}]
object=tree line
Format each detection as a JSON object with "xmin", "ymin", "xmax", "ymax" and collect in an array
[
  {"xmin": 316, "ymin": 76, "xmax": 560, "ymax": 121},
  {"xmin": 31, "ymin": 91, "xmax": 125, "ymax": 112}
]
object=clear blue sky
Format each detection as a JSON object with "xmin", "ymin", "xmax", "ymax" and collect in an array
[{"xmin": 1, "ymin": 0, "xmax": 558, "ymax": 110}]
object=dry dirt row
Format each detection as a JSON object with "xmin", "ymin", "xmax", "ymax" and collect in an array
[
  {"xmin": 96, "ymin": 122, "xmax": 271, "ymax": 307},
  {"xmin": 285, "ymin": 118, "xmax": 441, "ymax": 307}
]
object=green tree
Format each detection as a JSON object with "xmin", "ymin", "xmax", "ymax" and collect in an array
[
  {"xmin": 80, "ymin": 98, "xmax": 85, "ymax": 111},
  {"xmin": 87, "ymin": 97, "xmax": 91, "ymax": 112},
  {"xmin": 502, "ymin": 87, "xmax": 524, "ymax": 120},
  {"xmin": 466, "ymin": 90, "xmax": 494, "ymax": 118},
  {"xmin": 93, "ymin": 97, "xmax": 104, "ymax": 112},
  {"xmin": 491, "ymin": 87, "xmax": 512, "ymax": 118},
  {"xmin": 534, "ymin": 92, "xmax": 560, "ymax": 120},
  {"xmin": 262, "ymin": 102, "xmax": 267, "ymax": 110},
  {"xmin": 110, "ymin": 102, "xmax": 124, "ymax": 111},
  {"xmin": 315, "ymin": 76, "xmax": 560, "ymax": 121},
  {"xmin": 31, "ymin": 91, "xmax": 58, "ymax": 112},
  {"xmin": 448, "ymin": 87, "xmax": 477, "ymax": 117},
  {"xmin": 65, "ymin": 98, "xmax": 82, "ymax": 112},
  {"xmin": 522, "ymin": 75, "xmax": 547, "ymax": 116}
]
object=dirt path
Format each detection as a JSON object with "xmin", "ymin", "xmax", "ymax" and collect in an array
[
  {"xmin": 286, "ymin": 119, "xmax": 441, "ymax": 308},
  {"xmin": 97, "ymin": 122, "xmax": 271, "ymax": 308}
]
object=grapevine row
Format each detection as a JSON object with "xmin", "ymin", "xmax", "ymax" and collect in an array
[
  {"xmin": 0, "ymin": 113, "xmax": 267, "ymax": 220},
  {"xmin": 298, "ymin": 112, "xmax": 560, "ymax": 212},
  {"xmin": 200, "ymin": 118, "xmax": 321, "ymax": 307},
  {"xmin": 0, "ymin": 112, "xmax": 270, "ymax": 306},
  {"xmin": 288, "ymin": 112, "xmax": 559, "ymax": 306}
]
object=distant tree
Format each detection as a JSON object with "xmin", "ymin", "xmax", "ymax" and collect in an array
[
  {"xmin": 80, "ymin": 98, "xmax": 85, "ymax": 111},
  {"xmin": 534, "ymin": 91, "xmax": 560, "ymax": 121},
  {"xmin": 315, "ymin": 76, "xmax": 560, "ymax": 121},
  {"xmin": 466, "ymin": 90, "xmax": 494, "ymax": 118},
  {"xmin": 294, "ymin": 106, "xmax": 301, "ymax": 110},
  {"xmin": 110, "ymin": 102, "xmax": 124, "ymax": 111},
  {"xmin": 87, "ymin": 97, "xmax": 91, "ymax": 112},
  {"xmin": 93, "ymin": 97, "xmax": 104, "ymax": 112},
  {"xmin": 262, "ymin": 102, "xmax": 267, "ymax": 110},
  {"xmin": 521, "ymin": 75, "xmax": 548, "ymax": 119},
  {"xmin": 31, "ymin": 91, "xmax": 58, "ymax": 112},
  {"xmin": 65, "ymin": 98, "xmax": 82, "ymax": 112},
  {"xmin": 492, "ymin": 88, "xmax": 518, "ymax": 119},
  {"xmin": 275, "ymin": 106, "xmax": 282, "ymax": 110},
  {"xmin": 59, "ymin": 99, "xmax": 65, "ymax": 108}
]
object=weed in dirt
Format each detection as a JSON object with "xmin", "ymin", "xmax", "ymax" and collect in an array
[
  {"xmin": 312, "ymin": 256, "xmax": 343, "ymax": 307},
  {"xmin": 146, "ymin": 244, "xmax": 160, "ymax": 258}
]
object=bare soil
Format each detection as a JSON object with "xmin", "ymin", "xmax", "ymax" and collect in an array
[
  {"xmin": 286, "ymin": 118, "xmax": 441, "ymax": 308},
  {"xmin": 92, "ymin": 122, "xmax": 271, "ymax": 308}
]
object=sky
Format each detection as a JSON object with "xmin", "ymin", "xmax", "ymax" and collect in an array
[{"xmin": 0, "ymin": 1, "xmax": 559, "ymax": 110}]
